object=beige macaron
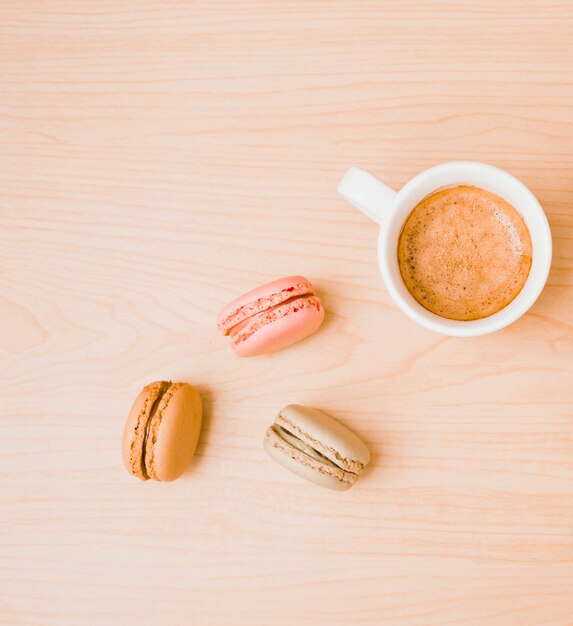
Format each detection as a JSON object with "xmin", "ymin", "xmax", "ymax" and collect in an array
[
  {"xmin": 122, "ymin": 381, "xmax": 202, "ymax": 482},
  {"xmin": 263, "ymin": 404, "xmax": 370, "ymax": 491}
]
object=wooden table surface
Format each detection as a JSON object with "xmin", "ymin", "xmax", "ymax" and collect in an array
[{"xmin": 2, "ymin": 2, "xmax": 573, "ymax": 625}]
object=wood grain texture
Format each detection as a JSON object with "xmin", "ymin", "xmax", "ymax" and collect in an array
[{"xmin": 1, "ymin": 1, "xmax": 572, "ymax": 624}]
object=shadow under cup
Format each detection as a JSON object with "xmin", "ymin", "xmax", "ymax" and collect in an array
[{"xmin": 378, "ymin": 162, "xmax": 552, "ymax": 337}]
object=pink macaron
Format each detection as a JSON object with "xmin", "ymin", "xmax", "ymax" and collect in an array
[{"xmin": 217, "ymin": 276, "xmax": 325, "ymax": 357}]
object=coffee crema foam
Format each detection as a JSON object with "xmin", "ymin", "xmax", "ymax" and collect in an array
[{"xmin": 398, "ymin": 185, "xmax": 532, "ymax": 321}]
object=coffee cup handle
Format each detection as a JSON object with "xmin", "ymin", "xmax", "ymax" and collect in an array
[{"xmin": 338, "ymin": 167, "xmax": 398, "ymax": 225}]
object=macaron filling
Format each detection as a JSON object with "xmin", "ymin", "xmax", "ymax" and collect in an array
[
  {"xmin": 127, "ymin": 380, "xmax": 172, "ymax": 480},
  {"xmin": 230, "ymin": 295, "xmax": 322, "ymax": 345},
  {"xmin": 143, "ymin": 382, "xmax": 185, "ymax": 480},
  {"xmin": 276, "ymin": 412, "xmax": 366, "ymax": 475},
  {"xmin": 218, "ymin": 280, "xmax": 315, "ymax": 336},
  {"xmin": 139, "ymin": 382, "xmax": 172, "ymax": 480},
  {"xmin": 266, "ymin": 425, "xmax": 358, "ymax": 486},
  {"xmin": 271, "ymin": 425, "xmax": 340, "ymax": 468},
  {"xmin": 270, "ymin": 423, "xmax": 362, "ymax": 485}
]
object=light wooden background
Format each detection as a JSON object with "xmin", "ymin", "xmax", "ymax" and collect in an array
[{"xmin": 1, "ymin": 2, "xmax": 572, "ymax": 625}]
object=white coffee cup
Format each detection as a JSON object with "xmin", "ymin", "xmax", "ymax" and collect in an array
[{"xmin": 338, "ymin": 161, "xmax": 552, "ymax": 336}]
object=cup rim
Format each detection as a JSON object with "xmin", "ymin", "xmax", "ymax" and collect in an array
[{"xmin": 378, "ymin": 161, "xmax": 552, "ymax": 337}]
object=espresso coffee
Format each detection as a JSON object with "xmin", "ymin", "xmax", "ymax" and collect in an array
[{"xmin": 398, "ymin": 185, "xmax": 532, "ymax": 321}]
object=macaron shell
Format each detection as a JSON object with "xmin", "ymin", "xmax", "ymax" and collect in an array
[
  {"xmin": 144, "ymin": 383, "xmax": 202, "ymax": 482},
  {"xmin": 217, "ymin": 275, "xmax": 314, "ymax": 334},
  {"xmin": 277, "ymin": 404, "xmax": 370, "ymax": 471},
  {"xmin": 264, "ymin": 428, "xmax": 352, "ymax": 491},
  {"xmin": 231, "ymin": 297, "xmax": 324, "ymax": 357},
  {"xmin": 121, "ymin": 380, "xmax": 170, "ymax": 480}
]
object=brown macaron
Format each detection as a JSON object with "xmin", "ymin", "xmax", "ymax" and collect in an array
[{"xmin": 122, "ymin": 381, "xmax": 202, "ymax": 482}]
